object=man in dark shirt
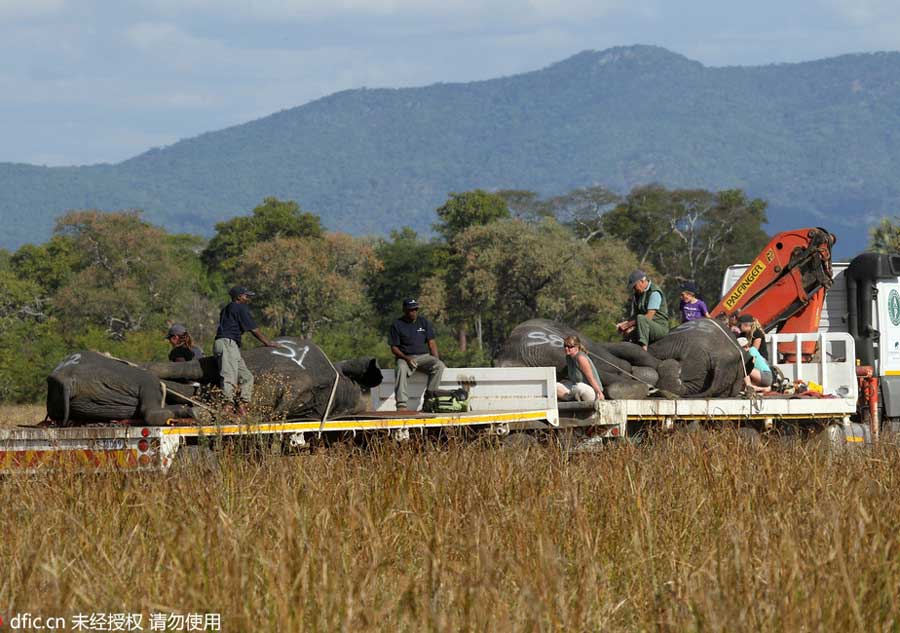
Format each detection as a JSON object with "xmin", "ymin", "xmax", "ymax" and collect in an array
[
  {"xmin": 214, "ymin": 285, "xmax": 275, "ymax": 413},
  {"xmin": 388, "ymin": 298, "xmax": 445, "ymax": 411}
]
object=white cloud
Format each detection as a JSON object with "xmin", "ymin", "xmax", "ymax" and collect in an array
[
  {"xmin": 136, "ymin": 0, "xmax": 637, "ymax": 22},
  {"xmin": 0, "ymin": 0, "xmax": 65, "ymax": 20},
  {"xmin": 822, "ymin": 0, "xmax": 900, "ymax": 24}
]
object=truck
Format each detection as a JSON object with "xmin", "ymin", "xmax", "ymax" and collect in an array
[
  {"xmin": 722, "ymin": 243, "xmax": 900, "ymax": 436},
  {"xmin": 0, "ymin": 227, "xmax": 876, "ymax": 473}
]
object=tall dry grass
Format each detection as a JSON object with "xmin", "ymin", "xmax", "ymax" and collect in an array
[
  {"xmin": 1, "ymin": 414, "xmax": 899, "ymax": 631},
  {"xmin": 0, "ymin": 404, "xmax": 44, "ymax": 429}
]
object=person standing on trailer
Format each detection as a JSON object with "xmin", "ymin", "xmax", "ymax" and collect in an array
[
  {"xmin": 556, "ymin": 335, "xmax": 605, "ymax": 402},
  {"xmin": 678, "ymin": 282, "xmax": 710, "ymax": 323},
  {"xmin": 616, "ymin": 270, "xmax": 670, "ymax": 350},
  {"xmin": 214, "ymin": 286, "xmax": 276, "ymax": 414},
  {"xmin": 389, "ymin": 298, "xmax": 446, "ymax": 411}
]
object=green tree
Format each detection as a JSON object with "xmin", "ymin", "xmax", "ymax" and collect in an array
[
  {"xmin": 544, "ymin": 185, "xmax": 621, "ymax": 241},
  {"xmin": 202, "ymin": 197, "xmax": 323, "ymax": 274},
  {"xmin": 52, "ymin": 210, "xmax": 204, "ymax": 338},
  {"xmin": 433, "ymin": 190, "xmax": 510, "ymax": 242},
  {"xmin": 423, "ymin": 218, "xmax": 641, "ymax": 355},
  {"xmin": 870, "ymin": 218, "xmax": 900, "ymax": 253},
  {"xmin": 603, "ymin": 186, "xmax": 768, "ymax": 304},
  {"xmin": 237, "ymin": 233, "xmax": 382, "ymax": 337},
  {"xmin": 367, "ymin": 227, "xmax": 442, "ymax": 331}
]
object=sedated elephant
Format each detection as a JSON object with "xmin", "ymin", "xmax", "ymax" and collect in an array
[
  {"xmin": 495, "ymin": 317, "xmax": 746, "ymax": 399},
  {"xmin": 47, "ymin": 339, "xmax": 383, "ymax": 426},
  {"xmin": 46, "ymin": 351, "xmax": 193, "ymax": 426},
  {"xmin": 648, "ymin": 318, "xmax": 746, "ymax": 398},
  {"xmin": 145, "ymin": 337, "xmax": 382, "ymax": 420},
  {"xmin": 494, "ymin": 319, "xmax": 661, "ymax": 399}
]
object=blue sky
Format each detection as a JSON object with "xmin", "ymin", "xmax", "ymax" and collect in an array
[{"xmin": 2, "ymin": 0, "xmax": 899, "ymax": 166}]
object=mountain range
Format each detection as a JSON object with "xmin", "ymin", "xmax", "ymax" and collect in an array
[{"xmin": 3, "ymin": 44, "xmax": 900, "ymax": 257}]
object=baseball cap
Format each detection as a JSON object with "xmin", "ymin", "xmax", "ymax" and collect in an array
[
  {"xmin": 402, "ymin": 298, "xmax": 420, "ymax": 310},
  {"xmin": 627, "ymin": 270, "xmax": 647, "ymax": 288},
  {"xmin": 166, "ymin": 323, "xmax": 187, "ymax": 338},
  {"xmin": 229, "ymin": 285, "xmax": 256, "ymax": 299},
  {"xmin": 736, "ymin": 337, "xmax": 749, "ymax": 347},
  {"xmin": 681, "ymin": 281, "xmax": 698, "ymax": 294},
  {"xmin": 737, "ymin": 313, "xmax": 755, "ymax": 324}
]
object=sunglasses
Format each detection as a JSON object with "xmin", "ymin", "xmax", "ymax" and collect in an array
[{"xmin": 564, "ymin": 344, "xmax": 577, "ymax": 349}]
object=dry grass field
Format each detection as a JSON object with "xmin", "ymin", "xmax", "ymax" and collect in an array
[{"xmin": 2, "ymin": 403, "xmax": 900, "ymax": 631}]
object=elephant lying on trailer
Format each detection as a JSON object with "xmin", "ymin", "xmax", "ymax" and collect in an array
[
  {"xmin": 494, "ymin": 319, "xmax": 662, "ymax": 399},
  {"xmin": 145, "ymin": 337, "xmax": 382, "ymax": 419},
  {"xmin": 46, "ymin": 351, "xmax": 192, "ymax": 426},
  {"xmin": 648, "ymin": 318, "xmax": 746, "ymax": 398},
  {"xmin": 495, "ymin": 318, "xmax": 745, "ymax": 398},
  {"xmin": 47, "ymin": 339, "xmax": 382, "ymax": 426}
]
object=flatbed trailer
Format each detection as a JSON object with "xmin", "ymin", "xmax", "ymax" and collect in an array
[{"xmin": 0, "ymin": 333, "xmax": 867, "ymax": 473}]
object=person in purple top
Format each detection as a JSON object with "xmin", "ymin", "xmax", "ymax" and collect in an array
[{"xmin": 679, "ymin": 282, "xmax": 710, "ymax": 323}]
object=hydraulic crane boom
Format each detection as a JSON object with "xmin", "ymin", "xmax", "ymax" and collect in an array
[{"xmin": 710, "ymin": 227, "xmax": 835, "ymax": 340}]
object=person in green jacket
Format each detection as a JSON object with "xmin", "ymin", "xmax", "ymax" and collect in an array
[{"xmin": 616, "ymin": 270, "xmax": 670, "ymax": 350}]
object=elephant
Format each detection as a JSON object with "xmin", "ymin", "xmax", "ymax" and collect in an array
[
  {"xmin": 46, "ymin": 351, "xmax": 192, "ymax": 426},
  {"xmin": 145, "ymin": 337, "xmax": 382, "ymax": 420},
  {"xmin": 494, "ymin": 319, "xmax": 659, "ymax": 399},
  {"xmin": 496, "ymin": 318, "xmax": 745, "ymax": 399},
  {"xmin": 648, "ymin": 318, "xmax": 746, "ymax": 398}
]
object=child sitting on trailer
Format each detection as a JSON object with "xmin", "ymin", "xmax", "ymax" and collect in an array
[{"xmin": 738, "ymin": 336, "xmax": 773, "ymax": 393}]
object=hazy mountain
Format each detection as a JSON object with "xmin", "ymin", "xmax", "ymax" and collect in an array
[{"xmin": 3, "ymin": 44, "xmax": 900, "ymax": 256}]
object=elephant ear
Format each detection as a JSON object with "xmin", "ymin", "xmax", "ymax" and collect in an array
[{"xmin": 46, "ymin": 374, "xmax": 71, "ymax": 425}]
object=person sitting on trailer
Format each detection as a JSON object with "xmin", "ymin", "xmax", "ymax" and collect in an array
[
  {"xmin": 678, "ymin": 282, "xmax": 710, "ymax": 323},
  {"xmin": 388, "ymin": 298, "xmax": 446, "ymax": 411},
  {"xmin": 737, "ymin": 313, "xmax": 768, "ymax": 361},
  {"xmin": 739, "ymin": 336, "xmax": 773, "ymax": 392},
  {"xmin": 556, "ymin": 335, "xmax": 605, "ymax": 402},
  {"xmin": 616, "ymin": 270, "xmax": 670, "ymax": 350},
  {"xmin": 165, "ymin": 323, "xmax": 204, "ymax": 362}
]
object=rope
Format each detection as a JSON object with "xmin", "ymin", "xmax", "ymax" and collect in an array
[
  {"xmin": 708, "ymin": 318, "xmax": 763, "ymax": 409},
  {"xmin": 319, "ymin": 355, "xmax": 342, "ymax": 434},
  {"xmin": 163, "ymin": 385, "xmax": 214, "ymax": 412},
  {"xmin": 583, "ymin": 348, "xmax": 679, "ymax": 400}
]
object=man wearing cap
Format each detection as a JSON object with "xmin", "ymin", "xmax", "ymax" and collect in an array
[
  {"xmin": 616, "ymin": 270, "xmax": 670, "ymax": 350},
  {"xmin": 214, "ymin": 286, "xmax": 276, "ymax": 413},
  {"xmin": 166, "ymin": 323, "xmax": 204, "ymax": 362},
  {"xmin": 388, "ymin": 298, "xmax": 445, "ymax": 411}
]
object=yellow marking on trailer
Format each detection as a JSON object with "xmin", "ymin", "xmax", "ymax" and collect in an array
[
  {"xmin": 844, "ymin": 436, "xmax": 865, "ymax": 443},
  {"xmin": 160, "ymin": 410, "xmax": 551, "ymax": 436},
  {"xmin": 885, "ymin": 370, "xmax": 900, "ymax": 376}
]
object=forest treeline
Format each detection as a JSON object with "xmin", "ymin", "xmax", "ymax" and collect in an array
[{"xmin": 1, "ymin": 184, "xmax": 771, "ymax": 402}]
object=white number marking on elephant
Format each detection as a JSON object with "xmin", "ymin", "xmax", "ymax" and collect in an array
[
  {"xmin": 272, "ymin": 340, "xmax": 310, "ymax": 369},
  {"xmin": 525, "ymin": 331, "xmax": 565, "ymax": 347},
  {"xmin": 54, "ymin": 353, "xmax": 81, "ymax": 372}
]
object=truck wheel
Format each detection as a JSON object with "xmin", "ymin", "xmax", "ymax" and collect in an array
[
  {"xmin": 172, "ymin": 445, "xmax": 220, "ymax": 473},
  {"xmin": 816, "ymin": 422, "xmax": 871, "ymax": 452},
  {"xmin": 501, "ymin": 432, "xmax": 539, "ymax": 450},
  {"xmin": 736, "ymin": 426, "xmax": 762, "ymax": 446}
]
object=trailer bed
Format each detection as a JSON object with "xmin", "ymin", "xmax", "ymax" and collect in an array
[{"xmin": 0, "ymin": 361, "xmax": 864, "ymax": 473}]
